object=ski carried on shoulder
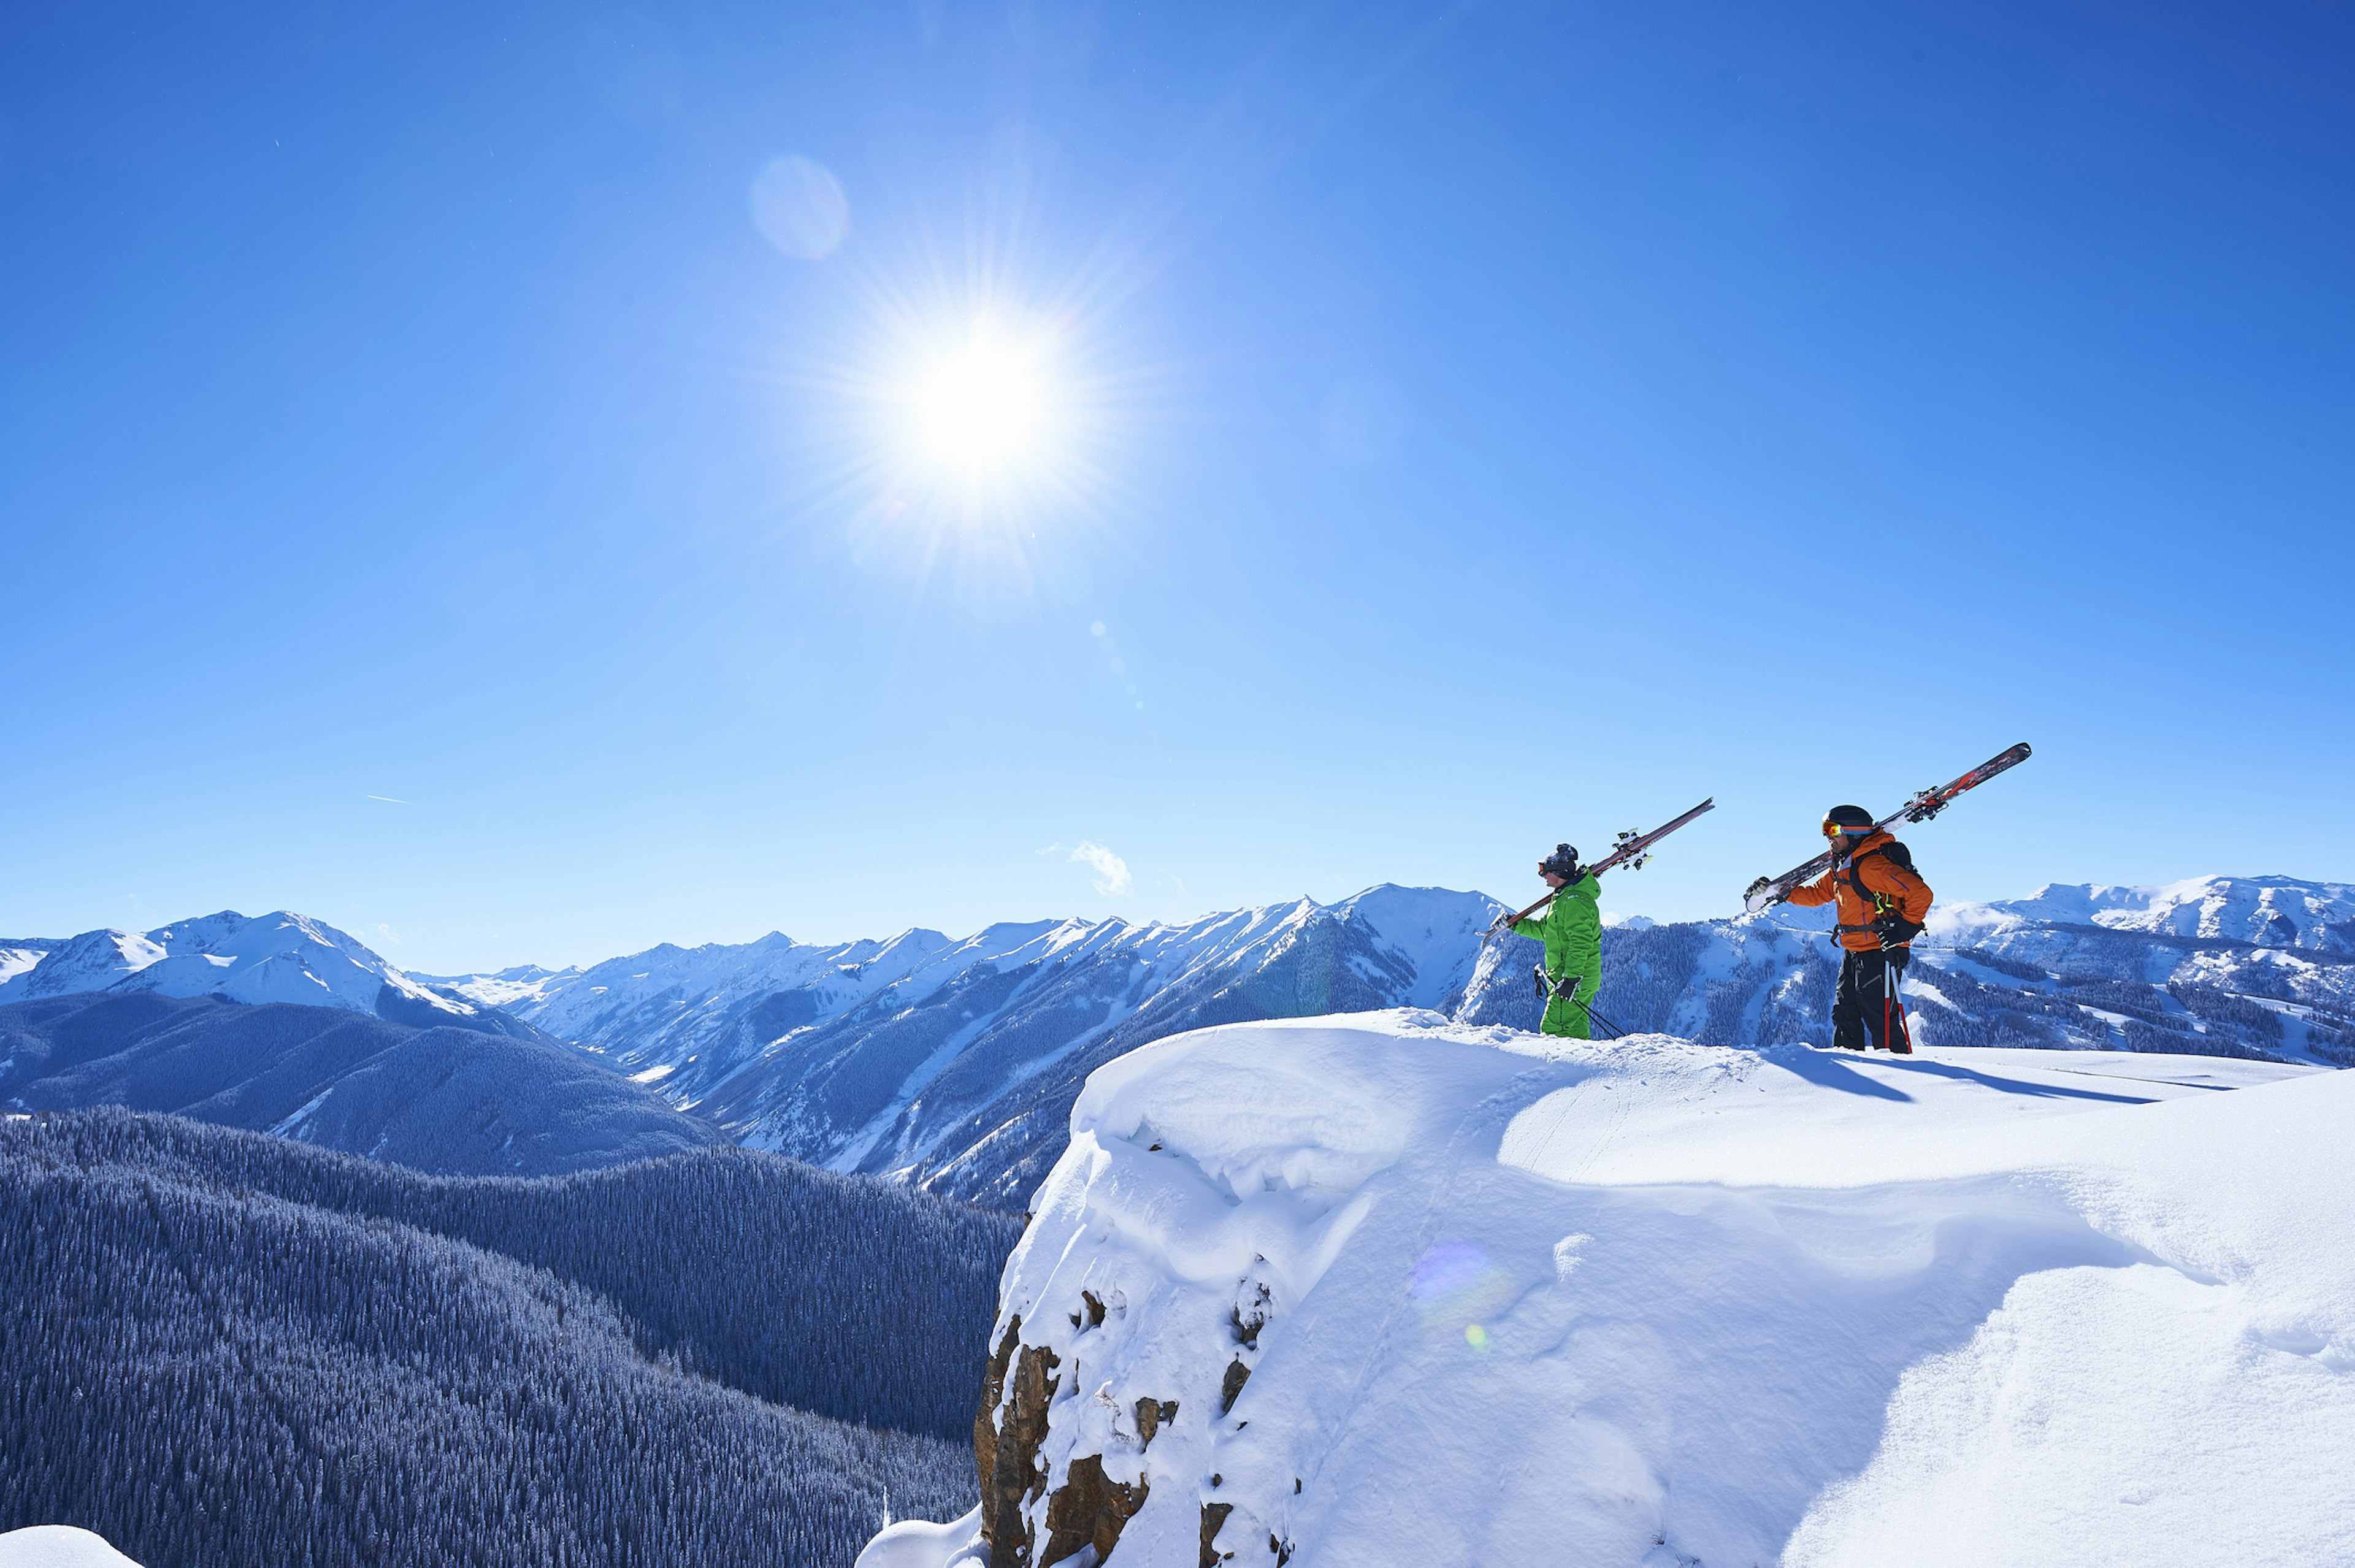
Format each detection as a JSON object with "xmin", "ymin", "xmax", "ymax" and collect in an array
[
  {"xmin": 1482, "ymin": 797, "xmax": 1715, "ymax": 943},
  {"xmin": 1741, "ymin": 743, "xmax": 2032, "ymax": 914}
]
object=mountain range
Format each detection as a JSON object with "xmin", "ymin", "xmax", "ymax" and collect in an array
[{"xmin": 9, "ymin": 874, "xmax": 2351, "ymax": 1207}]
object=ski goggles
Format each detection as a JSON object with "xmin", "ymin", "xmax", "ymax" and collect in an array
[{"xmin": 1821, "ymin": 822, "xmax": 1873, "ymax": 837}]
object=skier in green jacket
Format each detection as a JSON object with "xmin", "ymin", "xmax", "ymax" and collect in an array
[{"xmin": 1510, "ymin": 843, "xmax": 1603, "ymax": 1039}]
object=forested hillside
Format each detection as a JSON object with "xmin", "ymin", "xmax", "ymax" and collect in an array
[
  {"xmin": 0, "ymin": 993, "xmax": 722, "ymax": 1177},
  {"xmin": 0, "ymin": 1111, "xmax": 1022, "ymax": 1568}
]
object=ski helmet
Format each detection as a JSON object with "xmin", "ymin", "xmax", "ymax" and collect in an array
[
  {"xmin": 1539, "ymin": 843, "xmax": 1582, "ymax": 879},
  {"xmin": 1821, "ymin": 805, "xmax": 1874, "ymax": 837}
]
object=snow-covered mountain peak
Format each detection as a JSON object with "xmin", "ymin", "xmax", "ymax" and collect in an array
[
  {"xmin": 1330, "ymin": 884, "xmax": 1506, "ymax": 1010},
  {"xmin": 3, "ymin": 928, "xmax": 170, "ymax": 998},
  {"xmin": 1936, "ymin": 874, "xmax": 2355, "ymax": 953},
  {"xmin": 0, "ymin": 909, "xmax": 473, "ymax": 1020}
]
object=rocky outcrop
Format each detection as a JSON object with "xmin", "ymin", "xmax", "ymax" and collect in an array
[
  {"xmin": 1200, "ymin": 1502, "xmax": 1233, "ymax": 1567},
  {"xmin": 976, "ymin": 1317, "xmax": 1059, "ymax": 1567},
  {"xmin": 976, "ymin": 1313, "xmax": 1179, "ymax": 1568},
  {"xmin": 1043, "ymin": 1455, "xmax": 1148, "ymax": 1565}
]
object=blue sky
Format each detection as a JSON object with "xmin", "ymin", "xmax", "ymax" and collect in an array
[{"xmin": 4, "ymin": 1, "xmax": 2351, "ymax": 973}]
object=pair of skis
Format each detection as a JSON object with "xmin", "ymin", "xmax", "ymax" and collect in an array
[
  {"xmin": 1481, "ymin": 797, "xmax": 1717, "ymax": 943},
  {"xmin": 1481, "ymin": 741, "xmax": 2035, "ymax": 943},
  {"xmin": 1740, "ymin": 743, "xmax": 2032, "ymax": 913}
]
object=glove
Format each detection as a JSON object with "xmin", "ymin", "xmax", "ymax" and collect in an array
[{"xmin": 1872, "ymin": 913, "xmax": 1923, "ymax": 947}]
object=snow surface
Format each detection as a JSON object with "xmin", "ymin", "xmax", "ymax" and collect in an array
[
  {"xmin": 869, "ymin": 1011, "xmax": 2353, "ymax": 1568},
  {"xmin": 0, "ymin": 946, "xmax": 55, "ymax": 985},
  {"xmin": 0, "ymin": 1528, "xmax": 143, "ymax": 1567}
]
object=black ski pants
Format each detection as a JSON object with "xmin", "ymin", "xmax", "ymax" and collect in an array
[{"xmin": 1832, "ymin": 946, "xmax": 1912, "ymax": 1052}]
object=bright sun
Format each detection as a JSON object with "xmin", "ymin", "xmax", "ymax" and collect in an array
[{"xmin": 914, "ymin": 332, "xmax": 1048, "ymax": 470}]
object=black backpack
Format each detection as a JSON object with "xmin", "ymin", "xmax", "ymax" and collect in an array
[{"xmin": 1844, "ymin": 838, "xmax": 1918, "ymax": 900}]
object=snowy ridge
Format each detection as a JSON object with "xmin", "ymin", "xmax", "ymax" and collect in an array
[
  {"xmin": 430, "ymin": 885, "xmax": 1503, "ymax": 1207},
  {"xmin": 1936, "ymin": 874, "xmax": 2355, "ymax": 954},
  {"xmin": 0, "ymin": 941, "xmax": 63, "ymax": 987},
  {"xmin": 865, "ymin": 1011, "xmax": 2349, "ymax": 1568},
  {"xmin": 0, "ymin": 911, "xmax": 499, "ymax": 1029}
]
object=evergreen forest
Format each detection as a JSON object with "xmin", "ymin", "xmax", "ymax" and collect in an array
[{"xmin": 1, "ymin": 1109, "xmax": 1023, "ymax": 1568}]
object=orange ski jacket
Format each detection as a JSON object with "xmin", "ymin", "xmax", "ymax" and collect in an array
[{"xmin": 1784, "ymin": 830, "xmax": 1934, "ymax": 952}]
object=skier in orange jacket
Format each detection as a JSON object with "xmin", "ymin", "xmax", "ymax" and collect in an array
[{"xmin": 1783, "ymin": 805, "xmax": 1934, "ymax": 1053}]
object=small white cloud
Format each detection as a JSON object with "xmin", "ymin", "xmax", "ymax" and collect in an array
[
  {"xmin": 375, "ymin": 924, "xmax": 403, "ymax": 945},
  {"xmin": 1067, "ymin": 841, "xmax": 1132, "ymax": 897},
  {"xmin": 367, "ymin": 794, "xmax": 408, "ymax": 804}
]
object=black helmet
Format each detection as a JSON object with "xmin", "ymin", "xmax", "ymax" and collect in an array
[
  {"xmin": 1821, "ymin": 804, "xmax": 1874, "ymax": 836},
  {"xmin": 1539, "ymin": 843, "xmax": 1582, "ymax": 879}
]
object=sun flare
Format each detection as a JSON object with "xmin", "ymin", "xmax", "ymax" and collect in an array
[{"xmin": 913, "ymin": 332, "xmax": 1050, "ymax": 470}]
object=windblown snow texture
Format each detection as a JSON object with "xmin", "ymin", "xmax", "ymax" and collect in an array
[
  {"xmin": 873, "ymin": 1011, "xmax": 2350, "ymax": 1568},
  {"xmin": 1, "ymin": 1110, "xmax": 1022, "ymax": 1568},
  {"xmin": 0, "ymin": 992, "xmax": 724, "ymax": 1177}
]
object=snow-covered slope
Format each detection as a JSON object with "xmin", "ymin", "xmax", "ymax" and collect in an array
[
  {"xmin": 429, "ymin": 885, "xmax": 1504, "ymax": 1207},
  {"xmin": 0, "ymin": 939, "xmax": 63, "ymax": 987},
  {"xmin": 868, "ymin": 1011, "xmax": 2350, "ymax": 1568},
  {"xmin": 0, "ymin": 911, "xmax": 529, "ymax": 1035}
]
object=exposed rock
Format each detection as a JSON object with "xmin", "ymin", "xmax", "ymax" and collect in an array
[
  {"xmin": 1135, "ymin": 1396, "xmax": 1178, "ymax": 1447},
  {"xmin": 1219, "ymin": 1358, "xmax": 1251, "ymax": 1415},
  {"xmin": 979, "ymin": 1312, "xmax": 1182, "ymax": 1568},
  {"xmin": 1041, "ymin": 1453, "xmax": 1148, "ymax": 1566},
  {"xmin": 1200, "ymin": 1502, "xmax": 1235, "ymax": 1567},
  {"xmin": 976, "ymin": 1317, "xmax": 1061, "ymax": 1568}
]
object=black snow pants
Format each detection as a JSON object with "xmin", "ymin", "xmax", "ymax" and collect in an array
[{"xmin": 1832, "ymin": 946, "xmax": 1913, "ymax": 1053}]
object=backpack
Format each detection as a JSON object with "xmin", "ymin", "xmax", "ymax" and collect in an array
[{"xmin": 1844, "ymin": 838, "xmax": 1918, "ymax": 901}]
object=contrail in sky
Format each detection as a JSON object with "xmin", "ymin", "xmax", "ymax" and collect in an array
[{"xmin": 367, "ymin": 795, "xmax": 409, "ymax": 804}]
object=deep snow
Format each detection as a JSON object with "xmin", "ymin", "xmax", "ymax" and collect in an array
[{"xmin": 867, "ymin": 1011, "xmax": 2353, "ymax": 1567}]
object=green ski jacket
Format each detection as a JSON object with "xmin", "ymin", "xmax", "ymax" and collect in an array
[{"xmin": 1510, "ymin": 873, "xmax": 1603, "ymax": 980}]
